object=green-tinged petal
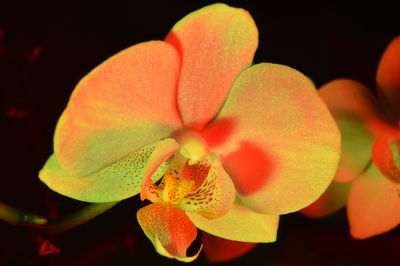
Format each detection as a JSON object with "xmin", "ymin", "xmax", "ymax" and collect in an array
[
  {"xmin": 137, "ymin": 203, "xmax": 201, "ymax": 262},
  {"xmin": 179, "ymin": 157, "xmax": 235, "ymax": 219},
  {"xmin": 165, "ymin": 3, "xmax": 258, "ymax": 130},
  {"xmin": 140, "ymin": 139, "xmax": 179, "ymax": 202},
  {"xmin": 55, "ymin": 41, "xmax": 182, "ymax": 177},
  {"xmin": 376, "ymin": 36, "xmax": 400, "ymax": 120},
  {"xmin": 201, "ymin": 232, "xmax": 257, "ymax": 262},
  {"xmin": 187, "ymin": 201, "xmax": 279, "ymax": 243},
  {"xmin": 301, "ymin": 181, "xmax": 350, "ymax": 218},
  {"xmin": 319, "ymin": 79, "xmax": 389, "ymax": 182},
  {"xmin": 39, "ymin": 140, "xmax": 172, "ymax": 202},
  {"xmin": 347, "ymin": 164, "xmax": 400, "ymax": 239},
  {"xmin": 203, "ymin": 63, "xmax": 340, "ymax": 215}
]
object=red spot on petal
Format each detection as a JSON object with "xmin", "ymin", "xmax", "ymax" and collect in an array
[
  {"xmin": 202, "ymin": 118, "xmax": 236, "ymax": 148},
  {"xmin": 223, "ymin": 141, "xmax": 274, "ymax": 195}
]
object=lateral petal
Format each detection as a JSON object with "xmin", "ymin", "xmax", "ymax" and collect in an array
[
  {"xmin": 165, "ymin": 3, "xmax": 258, "ymax": 130},
  {"xmin": 347, "ymin": 164, "xmax": 400, "ymax": 239},
  {"xmin": 39, "ymin": 140, "xmax": 172, "ymax": 202},
  {"xmin": 203, "ymin": 63, "xmax": 340, "ymax": 214},
  {"xmin": 55, "ymin": 41, "xmax": 182, "ymax": 177}
]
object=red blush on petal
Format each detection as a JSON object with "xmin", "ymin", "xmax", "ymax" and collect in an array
[
  {"xmin": 222, "ymin": 141, "xmax": 274, "ymax": 195},
  {"xmin": 202, "ymin": 117, "xmax": 236, "ymax": 148}
]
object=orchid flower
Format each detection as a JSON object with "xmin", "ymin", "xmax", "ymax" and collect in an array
[
  {"xmin": 39, "ymin": 3, "xmax": 340, "ymax": 261},
  {"xmin": 302, "ymin": 36, "xmax": 400, "ymax": 239}
]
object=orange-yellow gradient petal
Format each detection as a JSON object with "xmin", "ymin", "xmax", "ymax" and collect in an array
[
  {"xmin": 187, "ymin": 202, "xmax": 279, "ymax": 243},
  {"xmin": 137, "ymin": 203, "xmax": 200, "ymax": 262},
  {"xmin": 165, "ymin": 3, "xmax": 258, "ymax": 130},
  {"xmin": 203, "ymin": 63, "xmax": 340, "ymax": 215},
  {"xmin": 301, "ymin": 181, "xmax": 350, "ymax": 218},
  {"xmin": 347, "ymin": 164, "xmax": 400, "ymax": 239},
  {"xmin": 179, "ymin": 158, "xmax": 235, "ymax": 219},
  {"xmin": 39, "ymin": 141, "xmax": 171, "ymax": 202},
  {"xmin": 376, "ymin": 36, "xmax": 400, "ymax": 120},
  {"xmin": 319, "ymin": 79, "xmax": 389, "ymax": 183},
  {"xmin": 55, "ymin": 41, "xmax": 182, "ymax": 177},
  {"xmin": 201, "ymin": 232, "xmax": 257, "ymax": 262}
]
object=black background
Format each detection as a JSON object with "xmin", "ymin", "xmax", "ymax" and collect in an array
[{"xmin": 1, "ymin": 1, "xmax": 399, "ymax": 265}]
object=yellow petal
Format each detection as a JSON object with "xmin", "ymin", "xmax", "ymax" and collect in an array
[
  {"xmin": 203, "ymin": 63, "xmax": 340, "ymax": 214},
  {"xmin": 39, "ymin": 140, "xmax": 171, "ymax": 202},
  {"xmin": 187, "ymin": 202, "xmax": 279, "ymax": 243}
]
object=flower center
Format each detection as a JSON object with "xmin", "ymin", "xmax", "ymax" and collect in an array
[
  {"xmin": 158, "ymin": 130, "xmax": 210, "ymax": 203},
  {"xmin": 161, "ymin": 173, "xmax": 195, "ymax": 203},
  {"xmin": 172, "ymin": 129, "xmax": 209, "ymax": 165},
  {"xmin": 372, "ymin": 130, "xmax": 400, "ymax": 183}
]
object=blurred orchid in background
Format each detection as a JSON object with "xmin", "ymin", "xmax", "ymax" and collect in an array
[
  {"xmin": 39, "ymin": 3, "xmax": 340, "ymax": 261},
  {"xmin": 302, "ymin": 36, "xmax": 400, "ymax": 239}
]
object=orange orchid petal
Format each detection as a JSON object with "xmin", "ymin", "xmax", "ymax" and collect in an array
[
  {"xmin": 39, "ymin": 140, "xmax": 172, "ymax": 202},
  {"xmin": 347, "ymin": 164, "xmax": 400, "ymax": 239},
  {"xmin": 319, "ymin": 79, "xmax": 389, "ymax": 182},
  {"xmin": 301, "ymin": 181, "xmax": 350, "ymax": 218},
  {"xmin": 165, "ymin": 3, "xmax": 258, "ymax": 130},
  {"xmin": 203, "ymin": 63, "xmax": 340, "ymax": 215},
  {"xmin": 179, "ymin": 157, "xmax": 235, "ymax": 219},
  {"xmin": 54, "ymin": 41, "xmax": 182, "ymax": 177},
  {"xmin": 140, "ymin": 139, "xmax": 179, "ymax": 202},
  {"xmin": 136, "ymin": 203, "xmax": 200, "ymax": 262},
  {"xmin": 376, "ymin": 36, "xmax": 400, "ymax": 120},
  {"xmin": 372, "ymin": 130, "xmax": 400, "ymax": 183},
  {"xmin": 187, "ymin": 202, "xmax": 279, "ymax": 243},
  {"xmin": 201, "ymin": 232, "xmax": 257, "ymax": 262}
]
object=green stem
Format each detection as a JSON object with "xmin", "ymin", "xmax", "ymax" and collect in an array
[
  {"xmin": 45, "ymin": 201, "xmax": 119, "ymax": 235},
  {"xmin": 0, "ymin": 202, "xmax": 47, "ymax": 226}
]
